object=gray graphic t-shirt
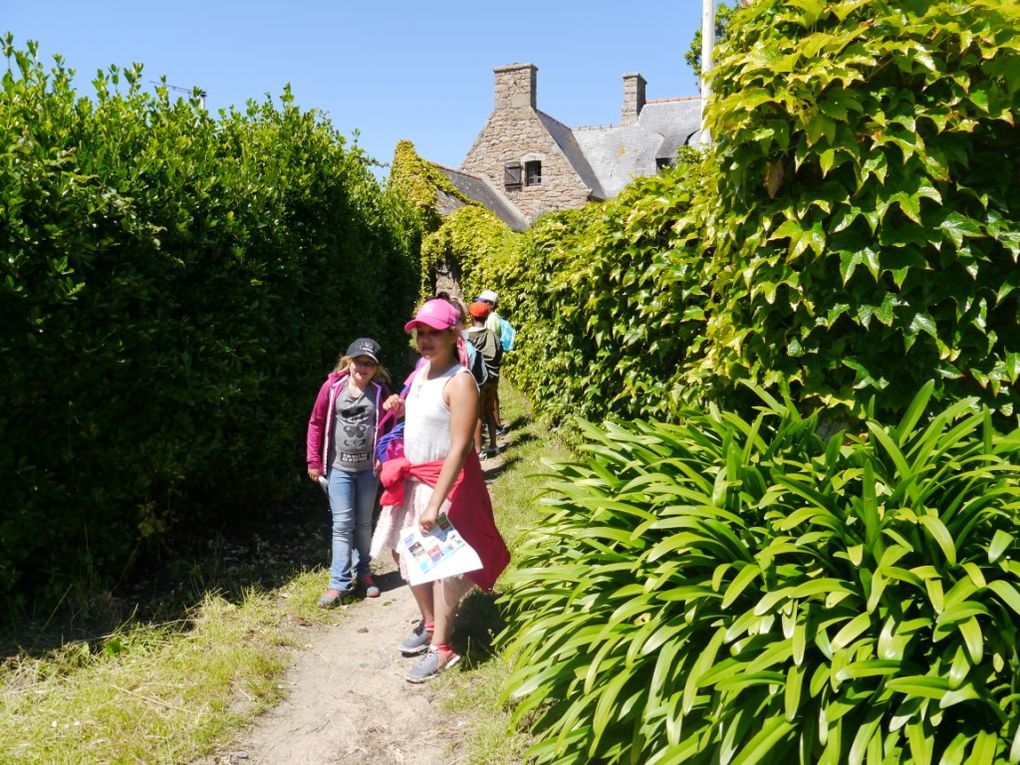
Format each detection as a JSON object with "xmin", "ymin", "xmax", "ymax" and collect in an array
[{"xmin": 331, "ymin": 384, "xmax": 376, "ymax": 472}]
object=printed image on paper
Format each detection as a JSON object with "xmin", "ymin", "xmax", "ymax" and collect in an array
[{"xmin": 397, "ymin": 512, "xmax": 482, "ymax": 585}]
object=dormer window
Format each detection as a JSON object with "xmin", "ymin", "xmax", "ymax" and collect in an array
[{"xmin": 525, "ymin": 160, "xmax": 542, "ymax": 186}]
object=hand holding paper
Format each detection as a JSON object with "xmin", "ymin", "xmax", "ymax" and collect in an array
[{"xmin": 397, "ymin": 512, "xmax": 482, "ymax": 586}]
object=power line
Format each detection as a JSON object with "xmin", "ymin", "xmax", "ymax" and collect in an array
[{"xmin": 149, "ymin": 80, "xmax": 207, "ymax": 110}]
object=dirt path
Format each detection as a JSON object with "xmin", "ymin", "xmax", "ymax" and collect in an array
[
  {"xmin": 203, "ymin": 565, "xmax": 464, "ymax": 765},
  {"xmin": 200, "ymin": 448, "xmax": 511, "ymax": 765}
]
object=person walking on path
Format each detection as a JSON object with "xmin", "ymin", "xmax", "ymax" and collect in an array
[
  {"xmin": 466, "ymin": 300, "xmax": 502, "ymax": 458},
  {"xmin": 306, "ymin": 338, "xmax": 392, "ymax": 606},
  {"xmin": 476, "ymin": 289, "xmax": 514, "ymax": 435},
  {"xmin": 370, "ymin": 299, "xmax": 510, "ymax": 682}
]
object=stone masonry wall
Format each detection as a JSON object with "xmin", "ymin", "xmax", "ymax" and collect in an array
[{"xmin": 462, "ymin": 64, "xmax": 592, "ymax": 221}]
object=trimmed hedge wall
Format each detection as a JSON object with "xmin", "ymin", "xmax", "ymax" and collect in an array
[
  {"xmin": 497, "ymin": 155, "xmax": 712, "ymax": 425},
  {"xmin": 0, "ymin": 41, "xmax": 418, "ymax": 606}
]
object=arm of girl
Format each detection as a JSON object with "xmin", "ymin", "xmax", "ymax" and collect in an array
[
  {"xmin": 419, "ymin": 372, "xmax": 479, "ymax": 533},
  {"xmin": 305, "ymin": 378, "xmax": 332, "ymax": 481},
  {"xmin": 382, "ymin": 394, "xmax": 404, "ymax": 415}
]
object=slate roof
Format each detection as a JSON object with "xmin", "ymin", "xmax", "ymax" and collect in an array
[
  {"xmin": 433, "ymin": 164, "xmax": 529, "ymax": 232},
  {"xmin": 574, "ymin": 96, "xmax": 703, "ymax": 198},
  {"xmin": 536, "ymin": 111, "xmax": 607, "ymax": 200}
]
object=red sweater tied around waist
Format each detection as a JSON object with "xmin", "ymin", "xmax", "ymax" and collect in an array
[{"xmin": 379, "ymin": 450, "xmax": 510, "ymax": 592}]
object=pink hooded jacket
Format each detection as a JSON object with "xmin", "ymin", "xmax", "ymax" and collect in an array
[{"xmin": 305, "ymin": 371, "xmax": 392, "ymax": 473}]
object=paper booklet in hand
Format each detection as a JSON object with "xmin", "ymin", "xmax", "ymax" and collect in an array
[{"xmin": 397, "ymin": 511, "xmax": 483, "ymax": 586}]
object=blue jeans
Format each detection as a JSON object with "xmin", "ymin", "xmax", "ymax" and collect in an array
[{"xmin": 326, "ymin": 467, "xmax": 378, "ymax": 591}]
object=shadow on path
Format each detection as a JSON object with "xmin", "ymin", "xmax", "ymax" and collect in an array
[
  {"xmin": 1, "ymin": 493, "xmax": 334, "ymax": 659},
  {"xmin": 453, "ymin": 589, "xmax": 507, "ymax": 669}
]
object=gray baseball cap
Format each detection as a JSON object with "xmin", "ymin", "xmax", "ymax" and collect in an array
[{"xmin": 346, "ymin": 337, "xmax": 381, "ymax": 362}]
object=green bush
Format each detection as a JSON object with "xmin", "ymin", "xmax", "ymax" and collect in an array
[
  {"xmin": 500, "ymin": 385, "xmax": 1020, "ymax": 763},
  {"xmin": 700, "ymin": 0, "xmax": 1020, "ymax": 420},
  {"xmin": 0, "ymin": 39, "xmax": 418, "ymax": 607}
]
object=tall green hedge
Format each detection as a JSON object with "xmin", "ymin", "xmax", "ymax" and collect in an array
[
  {"xmin": 0, "ymin": 39, "xmax": 418, "ymax": 606},
  {"xmin": 700, "ymin": 0, "xmax": 1020, "ymax": 420},
  {"xmin": 458, "ymin": 151, "xmax": 711, "ymax": 426}
]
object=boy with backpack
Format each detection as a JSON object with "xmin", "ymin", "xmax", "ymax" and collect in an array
[
  {"xmin": 477, "ymin": 289, "xmax": 514, "ymax": 435},
  {"xmin": 466, "ymin": 300, "xmax": 503, "ymax": 458}
]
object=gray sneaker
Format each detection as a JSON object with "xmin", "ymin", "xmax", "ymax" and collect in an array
[
  {"xmin": 405, "ymin": 648, "xmax": 460, "ymax": 683},
  {"xmin": 399, "ymin": 621, "xmax": 432, "ymax": 656},
  {"xmin": 317, "ymin": 589, "xmax": 347, "ymax": 608}
]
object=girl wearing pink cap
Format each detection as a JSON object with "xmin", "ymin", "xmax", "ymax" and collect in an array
[{"xmin": 372, "ymin": 299, "xmax": 510, "ymax": 682}]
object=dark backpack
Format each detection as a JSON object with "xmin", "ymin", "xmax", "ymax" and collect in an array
[
  {"xmin": 468, "ymin": 328, "xmax": 502, "ymax": 381},
  {"xmin": 467, "ymin": 342, "xmax": 489, "ymax": 386}
]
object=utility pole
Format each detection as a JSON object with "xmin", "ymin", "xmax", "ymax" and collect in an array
[{"xmin": 701, "ymin": 0, "xmax": 716, "ymax": 146}]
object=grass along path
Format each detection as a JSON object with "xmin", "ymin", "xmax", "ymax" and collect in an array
[
  {"xmin": 0, "ymin": 383, "xmax": 568, "ymax": 763},
  {"xmin": 0, "ymin": 573, "xmax": 332, "ymax": 764},
  {"xmin": 441, "ymin": 383, "xmax": 573, "ymax": 763}
]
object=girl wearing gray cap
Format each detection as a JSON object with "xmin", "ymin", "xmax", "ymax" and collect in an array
[{"xmin": 306, "ymin": 338, "xmax": 392, "ymax": 605}]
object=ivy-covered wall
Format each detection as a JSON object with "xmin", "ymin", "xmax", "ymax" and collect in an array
[
  {"xmin": 393, "ymin": 0, "xmax": 1020, "ymax": 432},
  {"xmin": 389, "ymin": 139, "xmax": 520, "ymax": 300},
  {"xmin": 699, "ymin": 0, "xmax": 1020, "ymax": 420},
  {"xmin": 421, "ymin": 206, "xmax": 522, "ymax": 304},
  {"xmin": 482, "ymin": 152, "xmax": 714, "ymax": 424}
]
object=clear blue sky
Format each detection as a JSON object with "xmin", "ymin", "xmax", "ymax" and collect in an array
[{"xmin": 6, "ymin": 1, "xmax": 705, "ymax": 173}]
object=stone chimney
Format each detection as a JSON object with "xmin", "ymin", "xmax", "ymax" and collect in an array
[
  {"xmin": 494, "ymin": 63, "xmax": 537, "ymax": 111},
  {"xmin": 621, "ymin": 72, "xmax": 646, "ymax": 126}
]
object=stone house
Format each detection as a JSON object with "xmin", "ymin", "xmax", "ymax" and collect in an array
[{"xmin": 429, "ymin": 63, "xmax": 703, "ymax": 229}]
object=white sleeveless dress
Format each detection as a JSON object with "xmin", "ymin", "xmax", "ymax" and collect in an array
[{"xmin": 370, "ymin": 362, "xmax": 471, "ymax": 581}]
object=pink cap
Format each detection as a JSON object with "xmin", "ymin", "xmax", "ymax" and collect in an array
[{"xmin": 404, "ymin": 299, "xmax": 461, "ymax": 332}]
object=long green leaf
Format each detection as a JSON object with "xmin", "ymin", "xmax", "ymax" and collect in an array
[{"xmin": 731, "ymin": 717, "xmax": 795, "ymax": 765}]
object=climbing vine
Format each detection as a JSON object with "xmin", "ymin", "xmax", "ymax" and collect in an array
[
  {"xmin": 421, "ymin": 205, "xmax": 522, "ymax": 300},
  {"xmin": 389, "ymin": 139, "xmax": 470, "ymax": 235},
  {"xmin": 699, "ymin": 0, "xmax": 1020, "ymax": 420}
]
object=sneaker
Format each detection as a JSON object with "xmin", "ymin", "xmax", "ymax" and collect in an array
[
  {"xmin": 399, "ymin": 621, "xmax": 432, "ymax": 656},
  {"xmin": 316, "ymin": 589, "xmax": 342, "ymax": 608},
  {"xmin": 496, "ymin": 425, "xmax": 510, "ymax": 437},
  {"xmin": 482, "ymin": 446, "xmax": 500, "ymax": 459},
  {"xmin": 405, "ymin": 647, "xmax": 460, "ymax": 683},
  {"xmin": 361, "ymin": 575, "xmax": 380, "ymax": 599}
]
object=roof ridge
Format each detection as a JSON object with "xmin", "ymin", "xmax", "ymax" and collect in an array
[
  {"xmin": 433, "ymin": 163, "xmax": 529, "ymax": 230},
  {"xmin": 646, "ymin": 95, "xmax": 701, "ymax": 104},
  {"xmin": 535, "ymin": 109, "xmax": 573, "ymax": 132},
  {"xmin": 430, "ymin": 161, "xmax": 482, "ymax": 179},
  {"xmin": 535, "ymin": 110, "xmax": 606, "ymax": 199}
]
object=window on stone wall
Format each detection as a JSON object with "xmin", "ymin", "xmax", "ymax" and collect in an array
[
  {"xmin": 656, "ymin": 157, "xmax": 674, "ymax": 173},
  {"xmin": 504, "ymin": 163, "xmax": 522, "ymax": 191},
  {"xmin": 525, "ymin": 160, "xmax": 542, "ymax": 186}
]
